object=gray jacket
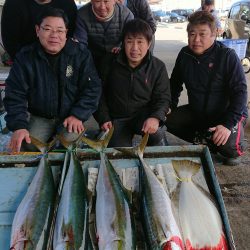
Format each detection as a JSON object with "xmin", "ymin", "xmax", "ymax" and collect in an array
[{"xmin": 74, "ymin": 3, "xmax": 133, "ymax": 54}]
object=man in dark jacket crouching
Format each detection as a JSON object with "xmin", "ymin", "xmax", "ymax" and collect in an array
[
  {"xmin": 167, "ymin": 11, "xmax": 248, "ymax": 165},
  {"xmin": 95, "ymin": 19, "xmax": 171, "ymax": 147},
  {"xmin": 4, "ymin": 7, "xmax": 101, "ymax": 153}
]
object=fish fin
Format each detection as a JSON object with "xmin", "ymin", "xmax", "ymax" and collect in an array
[
  {"xmin": 137, "ymin": 133, "xmax": 149, "ymax": 157},
  {"xmin": 115, "ymin": 133, "xmax": 149, "ymax": 157},
  {"xmin": 194, "ymin": 182, "xmax": 218, "ymax": 204},
  {"xmin": 172, "ymin": 160, "xmax": 200, "ymax": 179},
  {"xmin": 81, "ymin": 127, "xmax": 114, "ymax": 152},
  {"xmin": 102, "ymin": 126, "xmax": 114, "ymax": 148},
  {"xmin": 57, "ymin": 131, "xmax": 85, "ymax": 150},
  {"xmin": 29, "ymin": 136, "xmax": 48, "ymax": 153},
  {"xmin": 47, "ymin": 136, "xmax": 58, "ymax": 151}
]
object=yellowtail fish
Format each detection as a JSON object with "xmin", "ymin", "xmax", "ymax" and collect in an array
[
  {"xmin": 172, "ymin": 160, "xmax": 228, "ymax": 250},
  {"xmin": 53, "ymin": 134, "xmax": 89, "ymax": 250},
  {"xmin": 9, "ymin": 137, "xmax": 56, "ymax": 250},
  {"xmin": 81, "ymin": 127, "xmax": 136, "ymax": 250},
  {"xmin": 117, "ymin": 134, "xmax": 184, "ymax": 250}
]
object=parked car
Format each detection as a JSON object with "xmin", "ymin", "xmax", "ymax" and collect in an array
[
  {"xmin": 161, "ymin": 14, "xmax": 171, "ymax": 23},
  {"xmin": 223, "ymin": 0, "xmax": 250, "ymax": 53},
  {"xmin": 152, "ymin": 10, "xmax": 171, "ymax": 23},
  {"xmin": 152, "ymin": 10, "xmax": 186, "ymax": 23},
  {"xmin": 166, "ymin": 12, "xmax": 186, "ymax": 22},
  {"xmin": 171, "ymin": 9, "xmax": 194, "ymax": 18}
]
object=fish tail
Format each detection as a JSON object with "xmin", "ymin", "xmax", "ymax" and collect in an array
[
  {"xmin": 29, "ymin": 135, "xmax": 57, "ymax": 153},
  {"xmin": 57, "ymin": 130, "xmax": 85, "ymax": 150},
  {"xmin": 137, "ymin": 133, "xmax": 149, "ymax": 157},
  {"xmin": 114, "ymin": 133, "xmax": 149, "ymax": 158},
  {"xmin": 81, "ymin": 126, "xmax": 114, "ymax": 152},
  {"xmin": 172, "ymin": 160, "xmax": 200, "ymax": 180}
]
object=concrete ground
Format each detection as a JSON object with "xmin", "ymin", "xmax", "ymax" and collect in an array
[{"xmin": 154, "ymin": 22, "xmax": 250, "ymax": 250}]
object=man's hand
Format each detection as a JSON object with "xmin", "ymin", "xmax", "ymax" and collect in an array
[
  {"xmin": 209, "ymin": 125, "xmax": 231, "ymax": 146},
  {"xmin": 101, "ymin": 121, "xmax": 113, "ymax": 131},
  {"xmin": 63, "ymin": 115, "xmax": 84, "ymax": 134},
  {"xmin": 142, "ymin": 118, "xmax": 160, "ymax": 134},
  {"xmin": 9, "ymin": 129, "xmax": 31, "ymax": 153}
]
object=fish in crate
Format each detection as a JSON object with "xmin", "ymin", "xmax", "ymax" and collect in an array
[
  {"xmin": 81, "ymin": 127, "xmax": 136, "ymax": 249},
  {"xmin": 117, "ymin": 133, "xmax": 184, "ymax": 250},
  {"xmin": 172, "ymin": 160, "xmax": 228, "ymax": 250},
  {"xmin": 52, "ymin": 134, "xmax": 89, "ymax": 249},
  {"xmin": 9, "ymin": 137, "xmax": 56, "ymax": 249}
]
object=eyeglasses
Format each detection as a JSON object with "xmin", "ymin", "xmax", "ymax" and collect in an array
[{"xmin": 40, "ymin": 26, "xmax": 67, "ymax": 36}]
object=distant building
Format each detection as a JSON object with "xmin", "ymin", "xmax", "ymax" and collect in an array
[{"xmin": 149, "ymin": 0, "xmax": 234, "ymax": 11}]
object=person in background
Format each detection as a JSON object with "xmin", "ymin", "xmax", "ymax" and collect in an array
[
  {"xmin": 1, "ymin": 0, "xmax": 77, "ymax": 60},
  {"xmin": 3, "ymin": 7, "xmax": 101, "ymax": 153},
  {"xmin": 116, "ymin": 0, "xmax": 156, "ymax": 34},
  {"xmin": 167, "ymin": 11, "xmax": 248, "ymax": 166},
  {"xmin": 116, "ymin": 0, "xmax": 156, "ymax": 51},
  {"xmin": 74, "ymin": 0, "xmax": 134, "ymax": 81},
  {"xmin": 94, "ymin": 19, "xmax": 171, "ymax": 147},
  {"xmin": 201, "ymin": 0, "xmax": 223, "ymax": 36}
]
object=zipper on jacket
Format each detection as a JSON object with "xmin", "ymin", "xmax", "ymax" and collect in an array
[
  {"xmin": 184, "ymin": 51, "xmax": 200, "ymax": 64},
  {"xmin": 128, "ymin": 73, "xmax": 134, "ymax": 114}
]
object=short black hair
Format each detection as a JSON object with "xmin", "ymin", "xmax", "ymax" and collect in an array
[
  {"xmin": 122, "ymin": 18, "xmax": 153, "ymax": 43},
  {"xmin": 204, "ymin": 0, "xmax": 214, "ymax": 6},
  {"xmin": 36, "ymin": 7, "xmax": 69, "ymax": 28},
  {"xmin": 187, "ymin": 10, "xmax": 216, "ymax": 33}
]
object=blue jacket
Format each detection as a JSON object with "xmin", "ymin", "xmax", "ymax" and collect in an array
[
  {"xmin": 4, "ymin": 39, "xmax": 102, "ymax": 131},
  {"xmin": 170, "ymin": 41, "xmax": 248, "ymax": 129}
]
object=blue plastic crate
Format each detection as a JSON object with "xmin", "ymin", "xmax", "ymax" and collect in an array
[{"xmin": 220, "ymin": 39, "xmax": 248, "ymax": 60}]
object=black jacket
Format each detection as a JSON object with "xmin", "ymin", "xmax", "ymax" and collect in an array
[
  {"xmin": 126, "ymin": 0, "xmax": 156, "ymax": 33},
  {"xmin": 170, "ymin": 41, "xmax": 248, "ymax": 129},
  {"xmin": 4, "ymin": 39, "xmax": 102, "ymax": 132},
  {"xmin": 1, "ymin": 0, "xmax": 77, "ymax": 59},
  {"xmin": 95, "ymin": 51, "xmax": 171, "ymax": 125}
]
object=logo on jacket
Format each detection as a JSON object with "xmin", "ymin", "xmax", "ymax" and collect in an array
[
  {"xmin": 66, "ymin": 65, "xmax": 73, "ymax": 77},
  {"xmin": 208, "ymin": 62, "xmax": 214, "ymax": 68}
]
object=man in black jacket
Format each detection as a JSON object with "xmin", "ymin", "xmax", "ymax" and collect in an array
[
  {"xmin": 167, "ymin": 11, "xmax": 248, "ymax": 165},
  {"xmin": 95, "ymin": 19, "xmax": 171, "ymax": 147},
  {"xmin": 3, "ymin": 8, "xmax": 101, "ymax": 152},
  {"xmin": 1, "ymin": 0, "xmax": 77, "ymax": 60},
  {"xmin": 116, "ymin": 0, "xmax": 156, "ymax": 34}
]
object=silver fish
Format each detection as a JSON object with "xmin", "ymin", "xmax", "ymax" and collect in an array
[
  {"xmin": 53, "ymin": 137, "xmax": 88, "ymax": 250},
  {"xmin": 10, "ymin": 137, "xmax": 56, "ymax": 250},
  {"xmin": 81, "ymin": 127, "xmax": 136, "ymax": 250}
]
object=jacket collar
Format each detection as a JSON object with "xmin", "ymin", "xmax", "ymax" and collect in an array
[
  {"xmin": 184, "ymin": 41, "xmax": 217, "ymax": 61},
  {"xmin": 116, "ymin": 49, "xmax": 152, "ymax": 69},
  {"xmin": 35, "ymin": 39, "xmax": 77, "ymax": 59}
]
